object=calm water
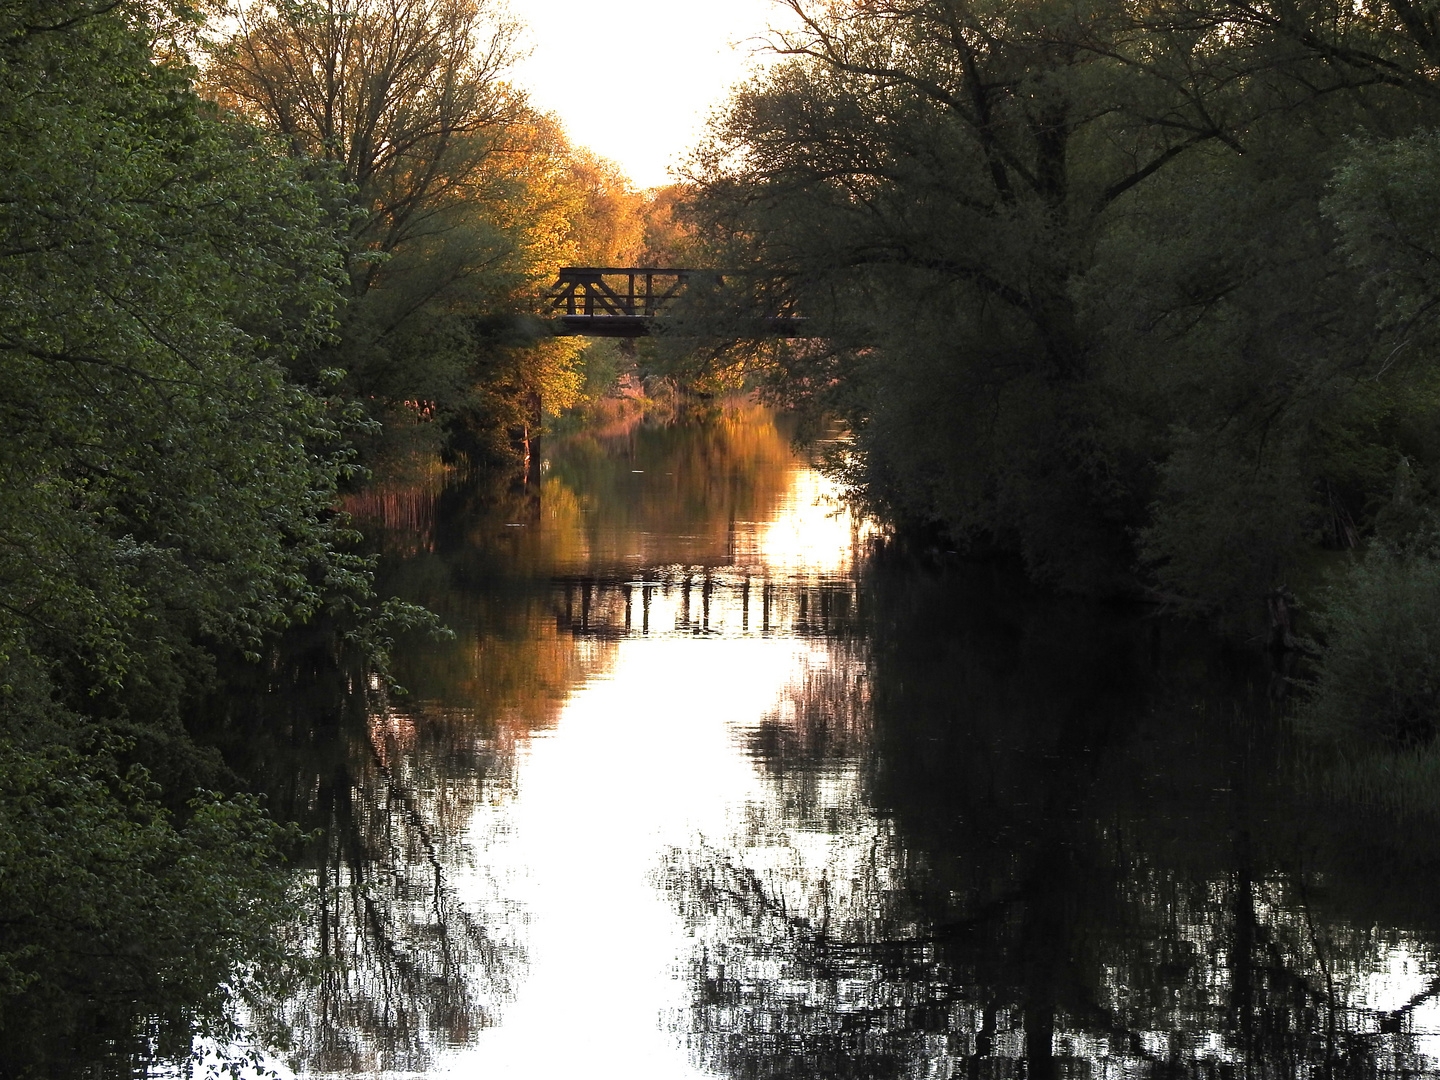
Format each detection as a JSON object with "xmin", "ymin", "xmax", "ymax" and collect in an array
[{"xmin": 239, "ymin": 403, "xmax": 1440, "ymax": 1079}]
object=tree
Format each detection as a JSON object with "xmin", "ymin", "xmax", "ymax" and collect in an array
[
  {"xmin": 0, "ymin": 0, "xmax": 365, "ymax": 1068},
  {"xmin": 637, "ymin": 184, "xmax": 703, "ymax": 267},
  {"xmin": 562, "ymin": 148, "xmax": 647, "ymax": 266},
  {"xmin": 207, "ymin": 0, "xmax": 533, "ymax": 418},
  {"xmin": 206, "ymin": 0, "xmax": 524, "ymax": 300},
  {"xmin": 688, "ymin": 0, "xmax": 1440, "ymax": 611},
  {"xmin": 206, "ymin": 0, "xmax": 642, "ymax": 457},
  {"xmin": 688, "ymin": 0, "xmax": 1259, "ymax": 590}
]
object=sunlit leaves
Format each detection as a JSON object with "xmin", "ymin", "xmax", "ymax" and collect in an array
[{"xmin": 204, "ymin": 0, "xmax": 644, "ymax": 444}]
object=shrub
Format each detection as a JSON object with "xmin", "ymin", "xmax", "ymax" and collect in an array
[{"xmin": 1298, "ymin": 537, "xmax": 1440, "ymax": 748}]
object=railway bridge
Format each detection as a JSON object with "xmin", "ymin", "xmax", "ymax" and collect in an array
[{"xmin": 545, "ymin": 267, "xmax": 810, "ymax": 338}]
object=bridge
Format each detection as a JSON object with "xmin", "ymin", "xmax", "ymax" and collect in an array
[
  {"xmin": 551, "ymin": 569, "xmax": 863, "ymax": 640},
  {"xmin": 545, "ymin": 267, "xmax": 810, "ymax": 338}
]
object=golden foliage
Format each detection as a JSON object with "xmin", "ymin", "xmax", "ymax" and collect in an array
[{"xmin": 205, "ymin": 1, "xmax": 658, "ymax": 426}]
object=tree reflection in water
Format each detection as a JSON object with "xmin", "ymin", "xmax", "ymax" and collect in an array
[
  {"xmin": 271, "ymin": 698, "xmax": 528, "ymax": 1073},
  {"xmin": 202, "ymin": 634, "xmax": 531, "ymax": 1073},
  {"xmin": 236, "ymin": 404, "xmax": 817, "ymax": 1072},
  {"xmin": 667, "ymin": 559, "xmax": 1440, "ymax": 1080},
  {"xmin": 229, "ymin": 405, "xmax": 1440, "ymax": 1078}
]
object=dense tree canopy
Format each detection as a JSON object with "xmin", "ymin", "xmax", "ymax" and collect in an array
[
  {"xmin": 0, "ymin": 0, "xmax": 352, "ymax": 1069},
  {"xmin": 685, "ymin": 0, "xmax": 1440, "ymax": 615}
]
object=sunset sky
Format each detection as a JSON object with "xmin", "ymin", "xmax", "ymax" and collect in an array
[{"xmin": 503, "ymin": 1, "xmax": 800, "ymax": 189}]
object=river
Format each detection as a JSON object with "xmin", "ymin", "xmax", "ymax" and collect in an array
[{"xmin": 236, "ymin": 401, "xmax": 1440, "ymax": 1079}]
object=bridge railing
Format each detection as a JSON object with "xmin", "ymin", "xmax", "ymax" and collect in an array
[{"xmin": 545, "ymin": 267, "xmax": 717, "ymax": 317}]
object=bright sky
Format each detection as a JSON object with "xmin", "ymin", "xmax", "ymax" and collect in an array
[{"xmin": 503, "ymin": 0, "xmax": 801, "ymax": 189}]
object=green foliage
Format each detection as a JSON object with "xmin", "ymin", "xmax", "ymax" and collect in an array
[
  {"xmin": 1325, "ymin": 132, "xmax": 1440, "ymax": 333},
  {"xmin": 343, "ymin": 595, "xmax": 454, "ymax": 692},
  {"xmin": 688, "ymin": 0, "xmax": 1269, "ymax": 593},
  {"xmin": 1293, "ymin": 524, "xmax": 1440, "ymax": 816},
  {"xmin": 0, "ymin": 737, "xmax": 304, "ymax": 1075},
  {"xmin": 689, "ymin": 0, "xmax": 1440, "ymax": 618},
  {"xmin": 0, "ymin": 0, "xmax": 379, "ymax": 1070},
  {"xmin": 1142, "ymin": 437, "xmax": 1316, "ymax": 615},
  {"xmin": 0, "ymin": 0, "xmax": 365, "ymax": 683},
  {"xmin": 1309, "ymin": 743, "xmax": 1440, "ymax": 819},
  {"xmin": 1298, "ymin": 532, "xmax": 1440, "ymax": 749}
]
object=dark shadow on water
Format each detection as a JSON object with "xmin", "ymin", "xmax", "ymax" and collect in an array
[{"xmin": 673, "ymin": 553, "xmax": 1440, "ymax": 1080}]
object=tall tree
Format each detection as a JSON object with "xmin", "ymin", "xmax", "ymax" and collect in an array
[
  {"xmin": 0, "ymin": 0, "xmax": 369, "ymax": 1070},
  {"xmin": 689, "ymin": 0, "xmax": 1440, "ymax": 611},
  {"xmin": 207, "ymin": 0, "xmax": 524, "ymax": 300},
  {"xmin": 690, "ymin": 0, "xmax": 1263, "ymax": 590}
]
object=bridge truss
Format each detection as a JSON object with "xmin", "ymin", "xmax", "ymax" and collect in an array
[{"xmin": 545, "ymin": 267, "xmax": 808, "ymax": 338}]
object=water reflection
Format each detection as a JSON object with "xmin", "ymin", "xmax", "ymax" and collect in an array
[
  {"xmin": 271, "ymin": 706, "xmax": 524, "ymax": 1073},
  {"xmin": 671, "ymin": 564, "xmax": 1440, "ymax": 1079},
  {"xmin": 256, "ymin": 403, "xmax": 1440, "ymax": 1079},
  {"xmin": 551, "ymin": 571, "xmax": 864, "ymax": 641},
  {"xmin": 203, "ymin": 645, "xmax": 529, "ymax": 1073}
]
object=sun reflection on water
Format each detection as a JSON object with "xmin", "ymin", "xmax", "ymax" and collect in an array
[
  {"xmin": 426, "ymin": 440, "xmax": 879, "ymax": 1078},
  {"xmin": 744, "ymin": 467, "xmax": 877, "ymax": 576}
]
